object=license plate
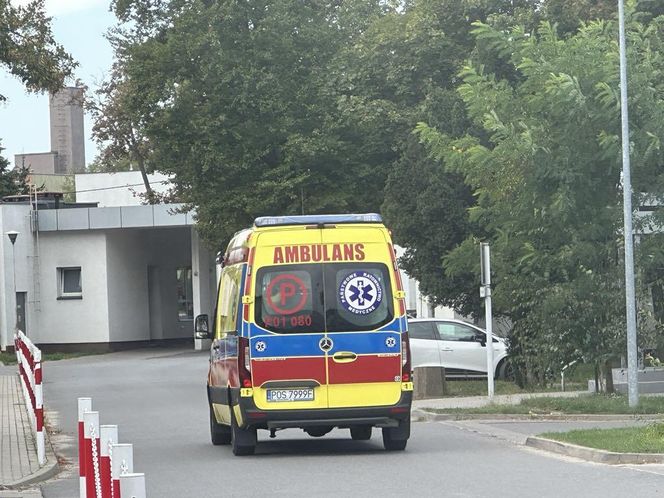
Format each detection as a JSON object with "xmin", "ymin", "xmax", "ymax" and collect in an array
[{"xmin": 266, "ymin": 388, "xmax": 314, "ymax": 402}]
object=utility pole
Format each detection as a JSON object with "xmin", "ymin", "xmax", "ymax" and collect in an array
[
  {"xmin": 618, "ymin": 0, "xmax": 639, "ymax": 407},
  {"xmin": 480, "ymin": 242, "xmax": 495, "ymax": 399}
]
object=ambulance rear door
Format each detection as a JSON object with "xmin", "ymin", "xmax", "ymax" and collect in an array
[
  {"xmin": 321, "ymin": 226, "xmax": 404, "ymax": 408},
  {"xmin": 248, "ymin": 229, "xmax": 329, "ymax": 411}
]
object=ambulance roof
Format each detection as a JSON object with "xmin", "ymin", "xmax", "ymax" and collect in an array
[{"xmin": 254, "ymin": 213, "xmax": 382, "ymax": 227}]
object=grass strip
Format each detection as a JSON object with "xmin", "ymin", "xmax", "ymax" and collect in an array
[
  {"xmin": 541, "ymin": 423, "xmax": 664, "ymax": 453},
  {"xmin": 0, "ymin": 351, "xmax": 100, "ymax": 365},
  {"xmin": 432, "ymin": 394, "xmax": 664, "ymax": 415},
  {"xmin": 444, "ymin": 380, "xmax": 586, "ymax": 397}
]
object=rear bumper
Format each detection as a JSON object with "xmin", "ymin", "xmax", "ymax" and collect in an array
[{"xmin": 210, "ymin": 386, "xmax": 412, "ymax": 429}]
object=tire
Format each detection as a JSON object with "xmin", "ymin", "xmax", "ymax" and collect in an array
[
  {"xmin": 382, "ymin": 418, "xmax": 409, "ymax": 451},
  {"xmin": 497, "ymin": 359, "xmax": 515, "ymax": 381},
  {"xmin": 209, "ymin": 403, "xmax": 231, "ymax": 445},
  {"xmin": 350, "ymin": 426, "xmax": 372, "ymax": 441},
  {"xmin": 231, "ymin": 406, "xmax": 257, "ymax": 456}
]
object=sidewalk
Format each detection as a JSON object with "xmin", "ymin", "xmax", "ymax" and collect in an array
[{"xmin": 0, "ymin": 367, "xmax": 57, "ymax": 491}]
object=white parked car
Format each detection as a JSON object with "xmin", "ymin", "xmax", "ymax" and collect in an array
[{"xmin": 408, "ymin": 318, "xmax": 511, "ymax": 379}]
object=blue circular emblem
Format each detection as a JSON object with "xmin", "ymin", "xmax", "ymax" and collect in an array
[{"xmin": 339, "ymin": 272, "xmax": 383, "ymax": 315}]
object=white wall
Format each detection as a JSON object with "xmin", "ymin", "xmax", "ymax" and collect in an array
[
  {"xmin": 106, "ymin": 230, "xmax": 150, "ymax": 342},
  {"xmin": 75, "ymin": 172, "xmax": 173, "ymax": 207},
  {"xmin": 37, "ymin": 231, "xmax": 110, "ymax": 344},
  {"xmin": 1, "ymin": 203, "xmax": 200, "ymax": 347},
  {"xmin": 0, "ymin": 204, "xmax": 34, "ymax": 349}
]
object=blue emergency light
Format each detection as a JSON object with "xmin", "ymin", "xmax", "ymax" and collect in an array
[{"xmin": 254, "ymin": 213, "xmax": 383, "ymax": 227}]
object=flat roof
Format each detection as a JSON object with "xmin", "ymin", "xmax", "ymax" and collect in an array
[{"xmin": 35, "ymin": 203, "xmax": 195, "ymax": 231}]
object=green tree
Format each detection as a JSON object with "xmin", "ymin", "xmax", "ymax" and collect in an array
[
  {"xmin": 87, "ymin": 66, "xmax": 158, "ymax": 202},
  {"xmin": 0, "ymin": 0, "xmax": 76, "ymax": 102},
  {"xmin": 375, "ymin": 0, "xmax": 537, "ymax": 317},
  {"xmin": 416, "ymin": 12, "xmax": 664, "ymax": 385},
  {"xmin": 97, "ymin": 0, "xmax": 393, "ymax": 243}
]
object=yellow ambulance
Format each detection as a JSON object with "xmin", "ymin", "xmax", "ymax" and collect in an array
[{"xmin": 197, "ymin": 214, "xmax": 412, "ymax": 455}]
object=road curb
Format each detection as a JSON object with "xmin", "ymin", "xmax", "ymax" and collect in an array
[
  {"xmin": 525, "ymin": 436, "xmax": 664, "ymax": 465},
  {"xmin": 1, "ymin": 430, "xmax": 59, "ymax": 489}
]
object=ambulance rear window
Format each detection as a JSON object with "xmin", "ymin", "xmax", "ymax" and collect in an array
[
  {"xmin": 255, "ymin": 266, "xmax": 325, "ymax": 333},
  {"xmin": 255, "ymin": 263, "xmax": 393, "ymax": 333}
]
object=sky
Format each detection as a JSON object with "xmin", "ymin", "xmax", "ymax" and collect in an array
[{"xmin": 0, "ymin": 0, "xmax": 116, "ymax": 168}]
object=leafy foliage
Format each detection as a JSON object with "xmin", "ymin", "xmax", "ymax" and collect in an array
[
  {"xmin": 417, "ymin": 11, "xmax": 664, "ymax": 383},
  {"xmin": 0, "ymin": 0, "xmax": 76, "ymax": 102}
]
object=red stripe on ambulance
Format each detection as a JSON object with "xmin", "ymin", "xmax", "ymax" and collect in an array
[
  {"xmin": 327, "ymin": 355, "xmax": 402, "ymax": 384},
  {"xmin": 251, "ymin": 357, "xmax": 326, "ymax": 386}
]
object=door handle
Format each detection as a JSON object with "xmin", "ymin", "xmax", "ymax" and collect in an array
[
  {"xmin": 332, "ymin": 351, "xmax": 358, "ymax": 363},
  {"xmin": 440, "ymin": 348, "xmax": 453, "ymax": 352}
]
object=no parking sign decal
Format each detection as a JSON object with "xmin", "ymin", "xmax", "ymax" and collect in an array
[{"xmin": 266, "ymin": 273, "xmax": 308, "ymax": 315}]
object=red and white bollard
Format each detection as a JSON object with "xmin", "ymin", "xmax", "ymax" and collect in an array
[
  {"xmin": 83, "ymin": 411, "xmax": 101, "ymax": 498},
  {"xmin": 78, "ymin": 397, "xmax": 92, "ymax": 498},
  {"xmin": 119, "ymin": 473, "xmax": 146, "ymax": 498},
  {"xmin": 34, "ymin": 348, "xmax": 45, "ymax": 465},
  {"xmin": 100, "ymin": 425, "xmax": 118, "ymax": 498},
  {"xmin": 14, "ymin": 332, "xmax": 45, "ymax": 465},
  {"xmin": 110, "ymin": 443, "xmax": 133, "ymax": 498}
]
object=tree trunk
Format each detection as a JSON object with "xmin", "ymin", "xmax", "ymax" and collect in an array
[
  {"xmin": 594, "ymin": 362, "xmax": 600, "ymax": 393},
  {"xmin": 136, "ymin": 155, "xmax": 155, "ymax": 204},
  {"xmin": 603, "ymin": 359, "xmax": 615, "ymax": 394}
]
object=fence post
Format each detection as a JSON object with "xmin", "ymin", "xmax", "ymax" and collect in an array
[
  {"xmin": 83, "ymin": 411, "xmax": 101, "ymax": 498},
  {"xmin": 110, "ymin": 443, "xmax": 134, "ymax": 498},
  {"xmin": 78, "ymin": 398, "xmax": 92, "ymax": 498},
  {"xmin": 34, "ymin": 348, "xmax": 45, "ymax": 465},
  {"xmin": 100, "ymin": 425, "xmax": 118, "ymax": 498},
  {"xmin": 119, "ymin": 473, "xmax": 146, "ymax": 498}
]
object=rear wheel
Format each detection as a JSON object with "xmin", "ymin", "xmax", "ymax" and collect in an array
[
  {"xmin": 350, "ymin": 426, "xmax": 372, "ymax": 441},
  {"xmin": 382, "ymin": 418, "xmax": 409, "ymax": 451},
  {"xmin": 496, "ymin": 359, "xmax": 514, "ymax": 381},
  {"xmin": 231, "ymin": 407, "xmax": 257, "ymax": 456},
  {"xmin": 209, "ymin": 403, "xmax": 231, "ymax": 445}
]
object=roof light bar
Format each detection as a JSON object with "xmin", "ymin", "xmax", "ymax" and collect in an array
[{"xmin": 254, "ymin": 213, "xmax": 383, "ymax": 227}]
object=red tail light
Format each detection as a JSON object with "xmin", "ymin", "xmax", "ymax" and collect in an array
[
  {"xmin": 401, "ymin": 332, "xmax": 412, "ymax": 382},
  {"xmin": 238, "ymin": 337, "xmax": 252, "ymax": 388}
]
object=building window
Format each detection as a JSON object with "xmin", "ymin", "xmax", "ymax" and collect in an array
[
  {"xmin": 58, "ymin": 267, "xmax": 82, "ymax": 299},
  {"xmin": 176, "ymin": 267, "xmax": 193, "ymax": 320}
]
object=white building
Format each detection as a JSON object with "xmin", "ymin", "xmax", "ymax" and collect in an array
[{"xmin": 0, "ymin": 175, "xmax": 216, "ymax": 351}]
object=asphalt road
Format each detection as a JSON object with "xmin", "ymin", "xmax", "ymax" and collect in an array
[{"xmin": 38, "ymin": 347, "xmax": 664, "ymax": 497}]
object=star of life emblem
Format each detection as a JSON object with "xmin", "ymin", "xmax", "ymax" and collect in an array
[{"xmin": 339, "ymin": 271, "xmax": 383, "ymax": 315}]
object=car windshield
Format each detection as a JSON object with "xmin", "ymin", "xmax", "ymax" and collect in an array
[{"xmin": 255, "ymin": 263, "xmax": 393, "ymax": 333}]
